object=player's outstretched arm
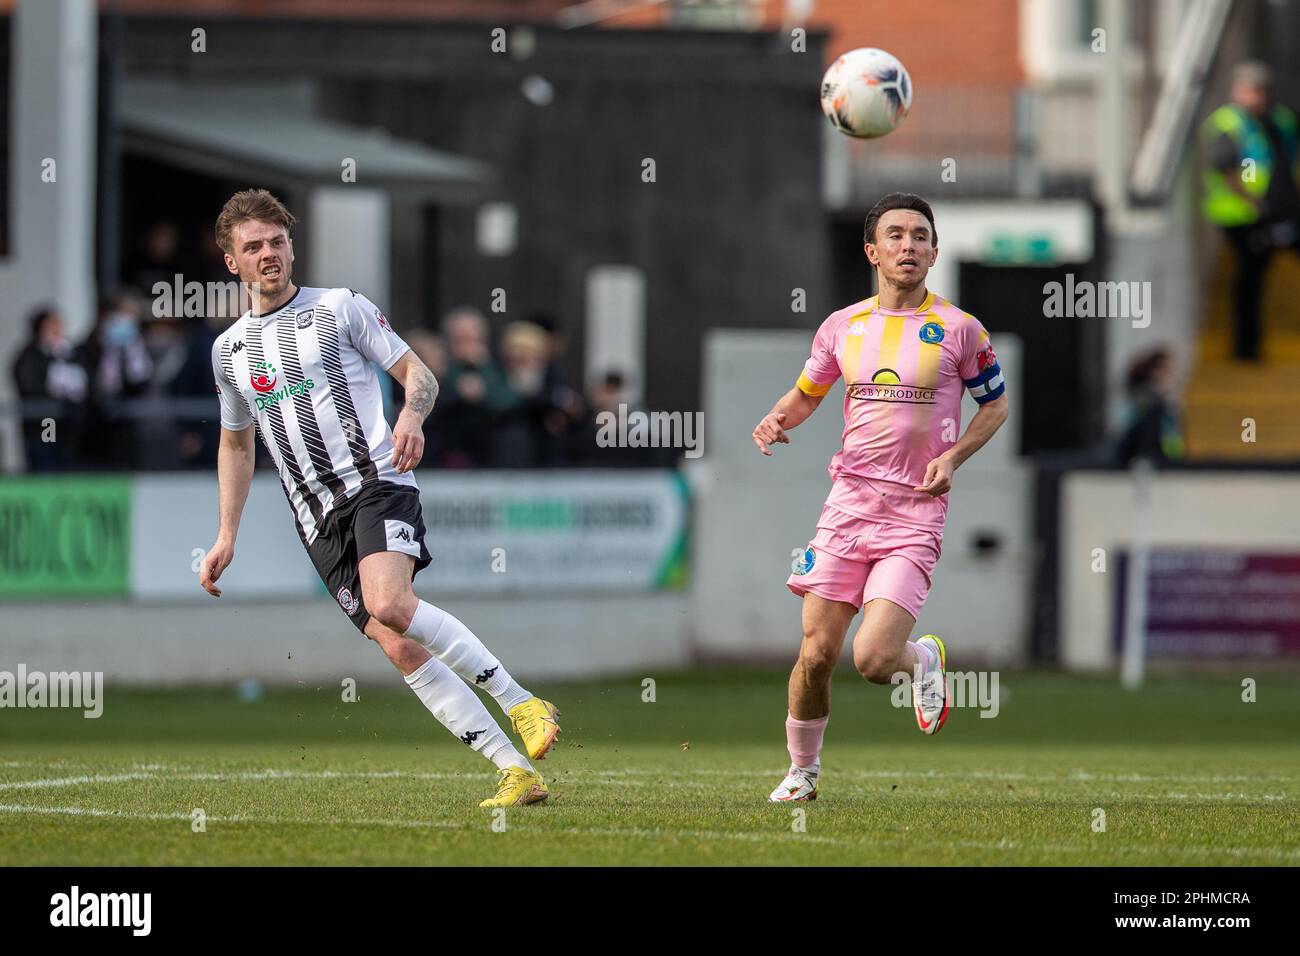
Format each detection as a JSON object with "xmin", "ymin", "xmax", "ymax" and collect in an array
[
  {"xmin": 202, "ymin": 424, "xmax": 256, "ymax": 597},
  {"xmin": 388, "ymin": 350, "xmax": 439, "ymax": 474},
  {"xmin": 752, "ymin": 386, "xmax": 824, "ymax": 456},
  {"xmin": 915, "ymin": 393, "xmax": 1009, "ymax": 496}
]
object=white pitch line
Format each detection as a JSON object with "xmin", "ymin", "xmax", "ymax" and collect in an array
[
  {"xmin": 0, "ymin": 772, "xmax": 158, "ymax": 792},
  {"xmin": 0, "ymin": 803, "xmax": 462, "ymax": 831},
  {"xmin": 585, "ymin": 767, "xmax": 1300, "ymax": 787},
  {"xmin": 5, "ymin": 767, "xmax": 1294, "ymax": 800},
  {"xmin": 3, "ymin": 765, "xmax": 1298, "ymax": 796}
]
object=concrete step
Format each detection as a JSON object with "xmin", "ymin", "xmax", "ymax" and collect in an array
[{"xmin": 1177, "ymin": 239, "xmax": 1300, "ymax": 461}]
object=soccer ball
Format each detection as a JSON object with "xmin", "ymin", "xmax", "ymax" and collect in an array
[{"xmin": 820, "ymin": 47, "xmax": 912, "ymax": 139}]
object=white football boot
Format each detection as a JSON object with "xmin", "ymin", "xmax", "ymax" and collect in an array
[
  {"xmin": 768, "ymin": 764, "xmax": 819, "ymax": 802},
  {"xmin": 912, "ymin": 634, "xmax": 950, "ymax": 736}
]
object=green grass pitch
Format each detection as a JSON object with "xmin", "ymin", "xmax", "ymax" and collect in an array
[{"xmin": 2, "ymin": 670, "xmax": 1298, "ymax": 865}]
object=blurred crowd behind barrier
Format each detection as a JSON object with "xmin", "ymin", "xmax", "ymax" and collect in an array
[
  {"xmin": 7, "ymin": 276, "xmax": 1189, "ymax": 475},
  {"xmin": 8, "ymin": 251, "xmax": 678, "ymax": 473}
]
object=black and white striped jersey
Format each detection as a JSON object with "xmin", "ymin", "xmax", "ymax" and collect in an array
[{"xmin": 211, "ymin": 286, "xmax": 416, "ymax": 544}]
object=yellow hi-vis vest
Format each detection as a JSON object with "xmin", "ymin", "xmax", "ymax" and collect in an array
[{"xmin": 1201, "ymin": 103, "xmax": 1299, "ymax": 227}]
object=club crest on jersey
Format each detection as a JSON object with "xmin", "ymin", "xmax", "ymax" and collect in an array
[
  {"xmin": 250, "ymin": 361, "xmax": 278, "ymax": 393},
  {"xmin": 336, "ymin": 586, "xmax": 360, "ymax": 615},
  {"xmin": 295, "ymin": 309, "xmax": 315, "ymax": 329},
  {"xmin": 792, "ymin": 546, "xmax": 816, "ymax": 576},
  {"xmin": 919, "ymin": 321, "xmax": 944, "ymax": 344}
]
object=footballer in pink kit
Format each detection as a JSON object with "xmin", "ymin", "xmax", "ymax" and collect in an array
[{"xmin": 752, "ymin": 193, "xmax": 1009, "ymax": 802}]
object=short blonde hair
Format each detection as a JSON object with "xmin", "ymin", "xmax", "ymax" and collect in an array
[{"xmin": 215, "ymin": 188, "xmax": 296, "ymax": 254}]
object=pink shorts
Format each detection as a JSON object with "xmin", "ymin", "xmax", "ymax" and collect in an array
[{"xmin": 786, "ymin": 505, "xmax": 942, "ymax": 619}]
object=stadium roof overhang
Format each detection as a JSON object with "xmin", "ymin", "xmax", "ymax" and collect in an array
[{"xmin": 116, "ymin": 79, "xmax": 493, "ymax": 203}]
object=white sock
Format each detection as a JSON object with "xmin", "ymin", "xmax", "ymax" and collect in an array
[
  {"xmin": 403, "ymin": 657, "xmax": 532, "ymax": 772},
  {"xmin": 909, "ymin": 640, "xmax": 937, "ymax": 674},
  {"xmin": 404, "ymin": 601, "xmax": 532, "ymax": 713}
]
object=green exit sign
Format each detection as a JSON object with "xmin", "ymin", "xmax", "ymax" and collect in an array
[{"xmin": 984, "ymin": 233, "xmax": 1056, "ymax": 264}]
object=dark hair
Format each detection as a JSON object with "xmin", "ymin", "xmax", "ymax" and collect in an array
[
  {"xmin": 1126, "ymin": 348, "xmax": 1173, "ymax": 394},
  {"xmin": 526, "ymin": 310, "xmax": 560, "ymax": 334},
  {"xmin": 864, "ymin": 192, "xmax": 937, "ymax": 246},
  {"xmin": 27, "ymin": 304, "xmax": 59, "ymax": 338}
]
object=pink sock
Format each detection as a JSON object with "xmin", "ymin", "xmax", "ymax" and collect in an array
[{"xmin": 785, "ymin": 713, "xmax": 828, "ymax": 769}]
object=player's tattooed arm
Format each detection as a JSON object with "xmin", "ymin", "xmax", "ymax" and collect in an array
[
  {"xmin": 404, "ymin": 363, "xmax": 440, "ymax": 421},
  {"xmin": 389, "ymin": 351, "xmax": 439, "ymax": 422}
]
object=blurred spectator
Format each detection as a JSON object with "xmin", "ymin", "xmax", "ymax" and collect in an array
[
  {"xmin": 137, "ymin": 312, "xmax": 191, "ymax": 469},
  {"xmin": 438, "ymin": 307, "xmax": 515, "ymax": 467},
  {"xmin": 587, "ymin": 369, "xmax": 631, "ymax": 421},
  {"xmin": 1201, "ymin": 61, "xmax": 1300, "ymax": 361},
  {"xmin": 197, "ymin": 224, "xmax": 237, "ymax": 287},
  {"xmin": 11, "ymin": 305, "xmax": 88, "ymax": 471},
  {"xmin": 76, "ymin": 290, "xmax": 154, "ymax": 469},
  {"xmin": 1114, "ymin": 348, "xmax": 1186, "ymax": 467},
  {"xmin": 526, "ymin": 309, "xmax": 570, "ymax": 387},
  {"xmin": 492, "ymin": 321, "xmax": 559, "ymax": 466},
  {"xmin": 526, "ymin": 309, "xmax": 588, "ymax": 461},
  {"xmin": 584, "ymin": 368, "xmax": 661, "ymax": 466},
  {"xmin": 166, "ymin": 313, "xmax": 224, "ymax": 468},
  {"xmin": 132, "ymin": 221, "xmax": 183, "ymax": 295}
]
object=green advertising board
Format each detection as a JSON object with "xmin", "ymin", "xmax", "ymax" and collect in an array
[{"xmin": 0, "ymin": 476, "xmax": 131, "ymax": 597}]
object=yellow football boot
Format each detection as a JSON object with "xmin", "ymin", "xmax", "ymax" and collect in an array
[
  {"xmin": 479, "ymin": 766, "xmax": 549, "ymax": 808},
  {"xmin": 508, "ymin": 697, "xmax": 562, "ymax": 761}
]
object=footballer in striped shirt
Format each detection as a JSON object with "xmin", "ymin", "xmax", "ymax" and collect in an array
[{"xmin": 199, "ymin": 189, "xmax": 559, "ymax": 809}]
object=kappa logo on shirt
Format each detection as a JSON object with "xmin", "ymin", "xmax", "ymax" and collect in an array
[
  {"xmin": 847, "ymin": 321, "xmax": 868, "ymax": 336},
  {"xmin": 384, "ymin": 519, "xmax": 420, "ymax": 556}
]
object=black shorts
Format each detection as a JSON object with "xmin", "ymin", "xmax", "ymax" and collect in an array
[{"xmin": 305, "ymin": 481, "xmax": 432, "ymax": 633}]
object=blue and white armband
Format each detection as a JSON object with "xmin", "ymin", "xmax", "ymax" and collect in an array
[{"xmin": 963, "ymin": 358, "xmax": 1005, "ymax": 404}]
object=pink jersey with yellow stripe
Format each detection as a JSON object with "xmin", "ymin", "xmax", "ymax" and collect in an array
[{"xmin": 796, "ymin": 291, "xmax": 1004, "ymax": 530}]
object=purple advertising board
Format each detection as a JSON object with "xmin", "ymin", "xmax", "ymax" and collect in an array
[{"xmin": 1114, "ymin": 550, "xmax": 1300, "ymax": 658}]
